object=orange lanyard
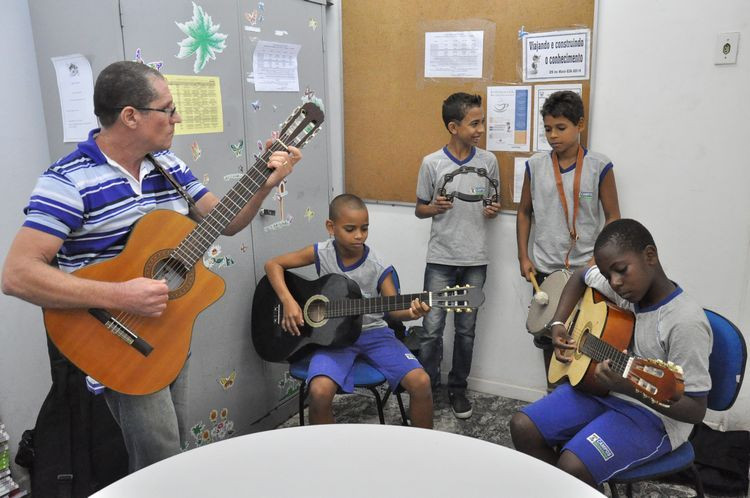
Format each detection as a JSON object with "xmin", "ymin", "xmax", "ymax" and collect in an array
[{"xmin": 551, "ymin": 146, "xmax": 584, "ymax": 268}]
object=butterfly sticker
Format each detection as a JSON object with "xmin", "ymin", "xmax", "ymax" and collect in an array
[
  {"xmin": 251, "ymin": 100, "xmax": 261, "ymax": 111},
  {"xmin": 191, "ymin": 141, "xmax": 201, "ymax": 161},
  {"xmin": 308, "ymin": 18, "xmax": 319, "ymax": 31},
  {"xmin": 134, "ymin": 48, "xmax": 163, "ymax": 71},
  {"xmin": 230, "ymin": 139, "xmax": 244, "ymax": 158},
  {"xmin": 218, "ymin": 370, "xmax": 236, "ymax": 390}
]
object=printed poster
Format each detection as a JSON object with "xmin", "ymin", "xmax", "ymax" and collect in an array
[
  {"xmin": 522, "ymin": 29, "xmax": 591, "ymax": 82},
  {"xmin": 486, "ymin": 86, "xmax": 531, "ymax": 152},
  {"xmin": 51, "ymin": 54, "xmax": 97, "ymax": 142},
  {"xmin": 164, "ymin": 74, "xmax": 224, "ymax": 135},
  {"xmin": 424, "ymin": 31, "xmax": 484, "ymax": 78}
]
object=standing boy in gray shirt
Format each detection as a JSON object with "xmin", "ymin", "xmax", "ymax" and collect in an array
[{"xmin": 415, "ymin": 92, "xmax": 500, "ymax": 419}]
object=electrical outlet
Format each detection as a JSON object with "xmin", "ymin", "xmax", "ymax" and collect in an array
[{"xmin": 715, "ymin": 32, "xmax": 740, "ymax": 65}]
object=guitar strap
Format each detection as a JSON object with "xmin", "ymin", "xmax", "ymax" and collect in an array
[
  {"xmin": 146, "ymin": 153, "xmax": 203, "ymax": 221},
  {"xmin": 551, "ymin": 146, "xmax": 584, "ymax": 268}
]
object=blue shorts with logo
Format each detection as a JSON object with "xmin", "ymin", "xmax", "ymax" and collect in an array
[
  {"xmin": 307, "ymin": 326, "xmax": 422, "ymax": 393},
  {"xmin": 521, "ymin": 383, "xmax": 672, "ymax": 484}
]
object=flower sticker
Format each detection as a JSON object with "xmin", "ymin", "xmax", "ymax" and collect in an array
[{"xmin": 176, "ymin": 3, "xmax": 228, "ymax": 73}]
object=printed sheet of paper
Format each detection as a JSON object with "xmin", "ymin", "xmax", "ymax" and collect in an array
[
  {"xmin": 164, "ymin": 75, "xmax": 224, "ymax": 135},
  {"xmin": 513, "ymin": 157, "xmax": 528, "ymax": 203},
  {"xmin": 486, "ymin": 86, "xmax": 531, "ymax": 152},
  {"xmin": 51, "ymin": 54, "xmax": 97, "ymax": 142},
  {"xmin": 522, "ymin": 29, "xmax": 590, "ymax": 82},
  {"xmin": 424, "ymin": 31, "xmax": 483, "ymax": 78},
  {"xmin": 253, "ymin": 40, "xmax": 301, "ymax": 92},
  {"xmin": 533, "ymin": 84, "xmax": 583, "ymax": 151}
]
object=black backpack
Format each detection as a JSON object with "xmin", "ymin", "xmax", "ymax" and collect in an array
[
  {"xmin": 665, "ymin": 423, "xmax": 750, "ymax": 496},
  {"xmin": 15, "ymin": 337, "xmax": 128, "ymax": 497}
]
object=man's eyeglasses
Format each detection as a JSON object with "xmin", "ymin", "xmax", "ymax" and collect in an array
[{"xmin": 111, "ymin": 106, "xmax": 178, "ymax": 117}]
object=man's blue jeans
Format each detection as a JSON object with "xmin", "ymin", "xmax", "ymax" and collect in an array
[
  {"xmin": 104, "ymin": 359, "xmax": 189, "ymax": 472},
  {"xmin": 418, "ymin": 263, "xmax": 487, "ymax": 393}
]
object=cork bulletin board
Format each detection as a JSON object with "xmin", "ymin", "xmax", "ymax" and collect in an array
[{"xmin": 342, "ymin": 0, "xmax": 596, "ymax": 210}]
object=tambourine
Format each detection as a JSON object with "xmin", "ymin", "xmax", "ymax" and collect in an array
[{"xmin": 437, "ymin": 166, "xmax": 499, "ymax": 207}]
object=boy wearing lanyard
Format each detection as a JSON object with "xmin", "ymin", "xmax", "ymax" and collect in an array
[{"xmin": 516, "ymin": 91, "xmax": 620, "ymax": 382}]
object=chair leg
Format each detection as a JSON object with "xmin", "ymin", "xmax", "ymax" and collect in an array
[
  {"xmin": 625, "ymin": 482, "xmax": 633, "ymax": 498},
  {"xmin": 298, "ymin": 381, "xmax": 306, "ymax": 426},
  {"xmin": 396, "ymin": 391, "xmax": 409, "ymax": 425},
  {"xmin": 689, "ymin": 464, "xmax": 705, "ymax": 498},
  {"xmin": 367, "ymin": 387, "xmax": 386, "ymax": 424},
  {"xmin": 608, "ymin": 482, "xmax": 620, "ymax": 498}
]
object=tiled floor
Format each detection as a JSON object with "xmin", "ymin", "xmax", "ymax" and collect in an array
[{"xmin": 278, "ymin": 387, "xmax": 747, "ymax": 498}]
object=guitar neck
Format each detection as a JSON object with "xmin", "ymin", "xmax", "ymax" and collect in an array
[
  {"xmin": 172, "ymin": 152, "xmax": 277, "ymax": 268},
  {"xmin": 325, "ymin": 292, "xmax": 430, "ymax": 318},
  {"xmin": 578, "ymin": 334, "xmax": 631, "ymax": 376}
]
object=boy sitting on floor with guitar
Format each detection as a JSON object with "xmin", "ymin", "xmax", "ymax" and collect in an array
[
  {"xmin": 510, "ymin": 218, "xmax": 712, "ymax": 488},
  {"xmin": 263, "ymin": 194, "xmax": 434, "ymax": 427}
]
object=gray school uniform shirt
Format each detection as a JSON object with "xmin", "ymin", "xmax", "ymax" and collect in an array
[
  {"xmin": 416, "ymin": 146, "xmax": 499, "ymax": 266},
  {"xmin": 584, "ymin": 266, "xmax": 713, "ymax": 449},
  {"xmin": 527, "ymin": 149, "xmax": 613, "ymax": 273},
  {"xmin": 315, "ymin": 239, "xmax": 391, "ymax": 331}
]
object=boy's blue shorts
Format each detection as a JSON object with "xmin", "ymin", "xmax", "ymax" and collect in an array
[
  {"xmin": 307, "ymin": 326, "xmax": 422, "ymax": 393},
  {"xmin": 521, "ymin": 383, "xmax": 672, "ymax": 484}
]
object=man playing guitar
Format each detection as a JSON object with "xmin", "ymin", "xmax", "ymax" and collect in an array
[{"xmin": 1, "ymin": 61, "xmax": 301, "ymax": 472}]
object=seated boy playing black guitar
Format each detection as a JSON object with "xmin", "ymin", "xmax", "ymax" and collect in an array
[
  {"xmin": 510, "ymin": 218, "xmax": 712, "ymax": 487},
  {"xmin": 264, "ymin": 194, "xmax": 433, "ymax": 427}
]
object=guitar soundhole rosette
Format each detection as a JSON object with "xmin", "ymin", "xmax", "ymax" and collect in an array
[
  {"xmin": 144, "ymin": 249, "xmax": 195, "ymax": 299},
  {"xmin": 304, "ymin": 295, "xmax": 329, "ymax": 328}
]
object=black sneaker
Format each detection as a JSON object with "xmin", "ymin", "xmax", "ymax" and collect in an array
[{"xmin": 449, "ymin": 391, "xmax": 473, "ymax": 419}]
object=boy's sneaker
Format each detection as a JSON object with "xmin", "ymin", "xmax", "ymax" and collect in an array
[{"xmin": 449, "ymin": 391, "xmax": 473, "ymax": 419}]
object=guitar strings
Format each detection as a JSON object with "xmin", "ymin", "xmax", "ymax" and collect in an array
[
  {"xmin": 325, "ymin": 293, "xmax": 429, "ymax": 318},
  {"xmin": 566, "ymin": 325, "xmax": 630, "ymax": 374},
  {"xmin": 111, "ymin": 116, "xmax": 316, "ymax": 335}
]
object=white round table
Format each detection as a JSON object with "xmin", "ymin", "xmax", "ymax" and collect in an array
[{"xmin": 92, "ymin": 424, "xmax": 604, "ymax": 497}]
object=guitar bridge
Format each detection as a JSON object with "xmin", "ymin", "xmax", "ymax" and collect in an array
[{"xmin": 88, "ymin": 308, "xmax": 153, "ymax": 357}]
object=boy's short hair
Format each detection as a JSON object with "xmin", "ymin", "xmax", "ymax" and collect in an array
[
  {"xmin": 540, "ymin": 91, "xmax": 584, "ymax": 125},
  {"xmin": 329, "ymin": 193, "xmax": 367, "ymax": 221},
  {"xmin": 442, "ymin": 92, "xmax": 482, "ymax": 130},
  {"xmin": 94, "ymin": 61, "xmax": 164, "ymax": 128},
  {"xmin": 594, "ymin": 219, "xmax": 656, "ymax": 254}
]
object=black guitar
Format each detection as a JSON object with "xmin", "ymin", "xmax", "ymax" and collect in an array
[{"xmin": 251, "ymin": 271, "xmax": 485, "ymax": 362}]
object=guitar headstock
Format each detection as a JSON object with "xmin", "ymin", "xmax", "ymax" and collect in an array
[
  {"xmin": 277, "ymin": 101, "xmax": 325, "ymax": 151},
  {"xmin": 432, "ymin": 285, "xmax": 485, "ymax": 312},
  {"xmin": 628, "ymin": 357, "xmax": 685, "ymax": 407}
]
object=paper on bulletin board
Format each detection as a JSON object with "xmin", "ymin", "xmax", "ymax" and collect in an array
[
  {"xmin": 253, "ymin": 40, "xmax": 301, "ymax": 92},
  {"xmin": 164, "ymin": 74, "xmax": 224, "ymax": 135},
  {"xmin": 522, "ymin": 28, "xmax": 590, "ymax": 82},
  {"xmin": 533, "ymin": 84, "xmax": 583, "ymax": 151},
  {"xmin": 51, "ymin": 54, "xmax": 98, "ymax": 143},
  {"xmin": 486, "ymin": 86, "xmax": 531, "ymax": 152},
  {"xmin": 424, "ymin": 31, "xmax": 483, "ymax": 78},
  {"xmin": 513, "ymin": 157, "xmax": 528, "ymax": 203}
]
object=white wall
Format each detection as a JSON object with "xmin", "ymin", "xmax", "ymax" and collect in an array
[
  {"xmin": 366, "ymin": 0, "xmax": 750, "ymax": 430},
  {"xmin": 0, "ymin": 0, "xmax": 53, "ymax": 485}
]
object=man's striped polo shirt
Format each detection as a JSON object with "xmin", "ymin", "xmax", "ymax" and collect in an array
[{"xmin": 23, "ymin": 128, "xmax": 209, "ymax": 273}]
